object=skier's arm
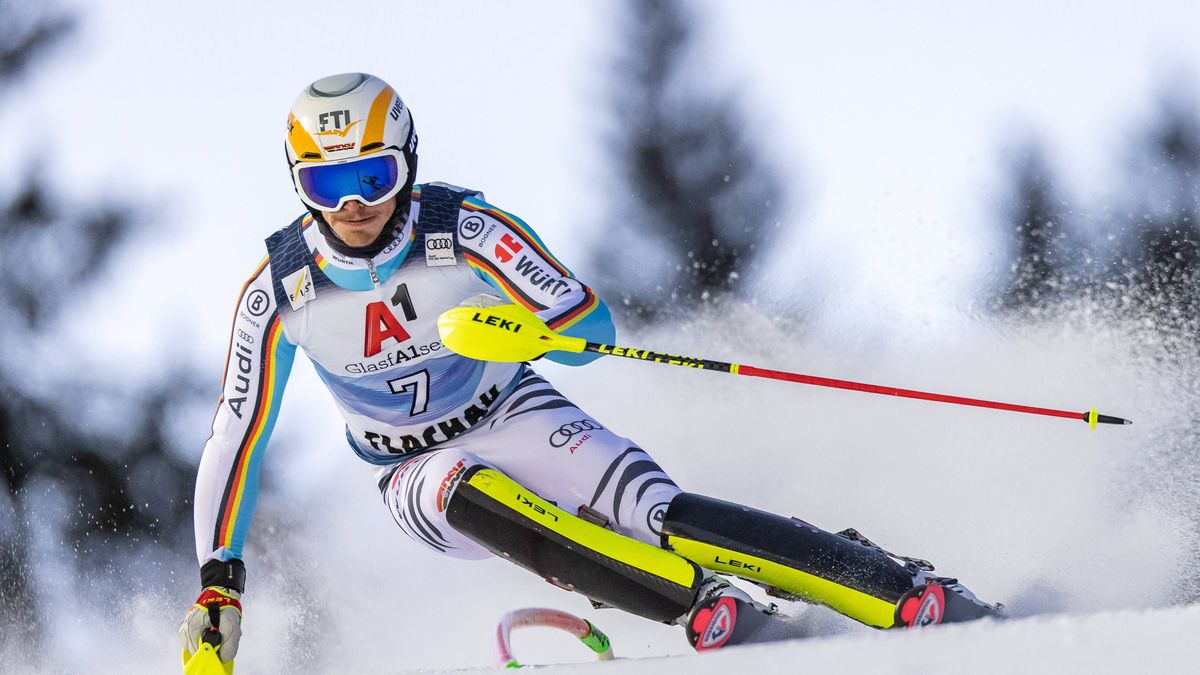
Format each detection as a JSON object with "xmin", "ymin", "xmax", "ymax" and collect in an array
[
  {"xmin": 193, "ymin": 258, "xmax": 298, "ymax": 575},
  {"xmin": 458, "ymin": 196, "xmax": 614, "ymax": 366}
]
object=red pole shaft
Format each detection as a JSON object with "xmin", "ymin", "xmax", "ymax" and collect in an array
[{"xmin": 736, "ymin": 365, "xmax": 1082, "ymax": 421}]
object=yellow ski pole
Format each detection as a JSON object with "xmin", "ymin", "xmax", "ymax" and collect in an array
[{"xmin": 181, "ymin": 605, "xmax": 234, "ymax": 675}]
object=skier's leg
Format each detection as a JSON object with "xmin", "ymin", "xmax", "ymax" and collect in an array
[
  {"xmin": 445, "ymin": 369, "xmax": 788, "ymax": 636},
  {"xmin": 661, "ymin": 493, "xmax": 1002, "ymax": 629},
  {"xmin": 443, "ymin": 463, "xmax": 703, "ymax": 623},
  {"xmin": 379, "ymin": 443, "xmax": 704, "ymax": 623}
]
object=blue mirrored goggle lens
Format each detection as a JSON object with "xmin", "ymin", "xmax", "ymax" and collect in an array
[{"xmin": 297, "ymin": 154, "xmax": 402, "ymax": 210}]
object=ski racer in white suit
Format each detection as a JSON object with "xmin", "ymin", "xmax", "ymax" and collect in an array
[{"xmin": 181, "ymin": 73, "xmax": 1002, "ymax": 664}]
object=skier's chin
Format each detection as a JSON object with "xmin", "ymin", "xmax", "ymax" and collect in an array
[
  {"xmin": 332, "ymin": 216, "xmax": 385, "ymax": 245},
  {"xmin": 326, "ymin": 199, "xmax": 396, "ymax": 246}
]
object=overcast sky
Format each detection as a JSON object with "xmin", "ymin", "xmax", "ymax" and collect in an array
[{"xmin": 4, "ymin": 0, "xmax": 1197, "ymax": 373}]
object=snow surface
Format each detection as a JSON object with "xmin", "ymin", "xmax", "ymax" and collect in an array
[{"xmin": 422, "ymin": 604, "xmax": 1200, "ymax": 675}]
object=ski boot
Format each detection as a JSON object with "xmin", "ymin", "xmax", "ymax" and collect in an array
[
  {"xmin": 896, "ymin": 576, "xmax": 1004, "ymax": 627},
  {"xmin": 833, "ymin": 527, "xmax": 1004, "ymax": 627},
  {"xmin": 683, "ymin": 576, "xmax": 783, "ymax": 651}
]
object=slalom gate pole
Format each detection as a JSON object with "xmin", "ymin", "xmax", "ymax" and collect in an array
[{"xmin": 495, "ymin": 608, "xmax": 613, "ymax": 668}]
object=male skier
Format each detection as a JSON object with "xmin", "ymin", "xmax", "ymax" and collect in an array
[{"xmin": 180, "ymin": 72, "xmax": 1000, "ymax": 665}]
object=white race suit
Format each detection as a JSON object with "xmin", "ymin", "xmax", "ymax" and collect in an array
[{"xmin": 193, "ymin": 183, "xmax": 681, "ymax": 567}]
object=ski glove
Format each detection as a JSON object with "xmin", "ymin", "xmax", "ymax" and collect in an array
[{"xmin": 179, "ymin": 586, "xmax": 242, "ymax": 663}]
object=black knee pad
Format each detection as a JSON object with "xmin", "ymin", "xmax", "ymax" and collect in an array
[
  {"xmin": 445, "ymin": 465, "xmax": 702, "ymax": 623},
  {"xmin": 662, "ymin": 493, "xmax": 914, "ymax": 628}
]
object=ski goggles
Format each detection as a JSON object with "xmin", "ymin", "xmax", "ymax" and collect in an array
[{"xmin": 291, "ymin": 148, "xmax": 408, "ymax": 212}]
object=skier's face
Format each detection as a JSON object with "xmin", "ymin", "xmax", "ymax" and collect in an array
[{"xmin": 324, "ymin": 196, "xmax": 397, "ymax": 247}]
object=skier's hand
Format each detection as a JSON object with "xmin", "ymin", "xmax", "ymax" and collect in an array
[{"xmin": 179, "ymin": 586, "xmax": 242, "ymax": 663}]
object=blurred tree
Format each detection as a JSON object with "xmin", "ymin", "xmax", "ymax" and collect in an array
[
  {"xmin": 1109, "ymin": 93, "xmax": 1200, "ymax": 343},
  {"xmin": 0, "ymin": 0, "xmax": 201, "ymax": 648},
  {"xmin": 991, "ymin": 91, "xmax": 1200, "ymax": 336},
  {"xmin": 988, "ymin": 87, "xmax": 1200, "ymax": 599},
  {"xmin": 991, "ymin": 141, "xmax": 1079, "ymax": 315},
  {"xmin": 0, "ymin": 0, "xmax": 72, "ymax": 91},
  {"xmin": 596, "ymin": 0, "xmax": 785, "ymax": 322}
]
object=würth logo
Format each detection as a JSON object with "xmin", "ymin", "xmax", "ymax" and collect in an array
[{"xmin": 494, "ymin": 233, "xmax": 523, "ymax": 263}]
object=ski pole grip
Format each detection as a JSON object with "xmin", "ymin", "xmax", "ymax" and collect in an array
[{"xmin": 201, "ymin": 604, "xmax": 222, "ymax": 647}]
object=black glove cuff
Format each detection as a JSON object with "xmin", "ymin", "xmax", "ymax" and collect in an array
[{"xmin": 200, "ymin": 558, "xmax": 246, "ymax": 594}]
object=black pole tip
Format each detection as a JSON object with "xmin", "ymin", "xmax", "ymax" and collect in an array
[{"xmin": 1082, "ymin": 411, "xmax": 1132, "ymax": 427}]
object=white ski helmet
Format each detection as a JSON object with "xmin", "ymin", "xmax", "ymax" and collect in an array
[{"xmin": 285, "ymin": 72, "xmax": 418, "ymax": 215}]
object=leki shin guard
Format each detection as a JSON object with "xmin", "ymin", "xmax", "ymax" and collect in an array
[
  {"xmin": 444, "ymin": 466, "xmax": 703, "ymax": 623},
  {"xmin": 661, "ymin": 493, "xmax": 917, "ymax": 628}
]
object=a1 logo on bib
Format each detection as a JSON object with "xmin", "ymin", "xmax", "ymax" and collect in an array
[
  {"xmin": 425, "ymin": 233, "xmax": 457, "ymax": 267},
  {"xmin": 281, "ymin": 265, "xmax": 316, "ymax": 310}
]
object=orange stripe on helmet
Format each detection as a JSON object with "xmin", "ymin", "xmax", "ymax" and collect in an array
[
  {"xmin": 360, "ymin": 86, "xmax": 396, "ymax": 153},
  {"xmin": 287, "ymin": 112, "xmax": 324, "ymax": 161}
]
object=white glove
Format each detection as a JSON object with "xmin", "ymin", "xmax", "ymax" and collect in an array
[{"xmin": 179, "ymin": 586, "xmax": 242, "ymax": 663}]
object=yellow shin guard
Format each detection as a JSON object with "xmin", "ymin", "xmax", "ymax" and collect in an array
[{"xmin": 444, "ymin": 466, "xmax": 702, "ymax": 623}]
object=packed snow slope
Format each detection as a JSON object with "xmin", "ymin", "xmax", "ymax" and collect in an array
[
  {"xmin": 418, "ymin": 603, "xmax": 1200, "ymax": 674},
  {"xmin": 24, "ymin": 303, "xmax": 1199, "ymax": 674}
]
